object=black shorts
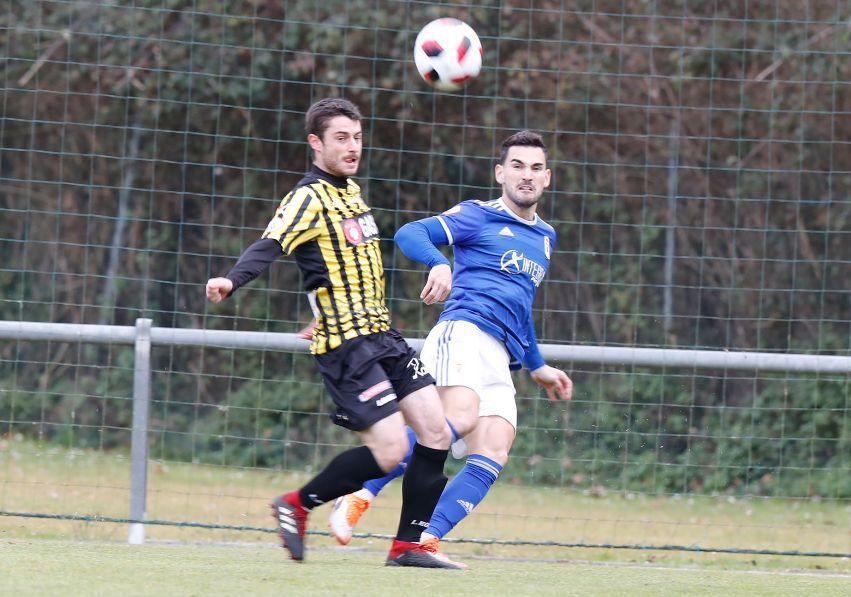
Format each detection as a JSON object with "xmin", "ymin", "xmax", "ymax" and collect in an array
[{"xmin": 313, "ymin": 328, "xmax": 436, "ymax": 431}]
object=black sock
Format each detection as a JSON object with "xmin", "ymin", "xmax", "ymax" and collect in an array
[
  {"xmin": 297, "ymin": 446, "xmax": 385, "ymax": 510},
  {"xmin": 395, "ymin": 443, "xmax": 449, "ymax": 542}
]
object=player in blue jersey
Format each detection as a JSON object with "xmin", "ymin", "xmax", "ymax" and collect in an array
[{"xmin": 328, "ymin": 131, "xmax": 573, "ymax": 566}]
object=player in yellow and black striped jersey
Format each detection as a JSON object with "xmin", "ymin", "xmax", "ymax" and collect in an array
[
  {"xmin": 205, "ymin": 98, "xmax": 458, "ymax": 568},
  {"xmin": 259, "ymin": 165, "xmax": 390, "ymax": 354}
]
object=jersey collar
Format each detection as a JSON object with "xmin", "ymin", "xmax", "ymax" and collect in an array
[
  {"xmin": 497, "ymin": 198, "xmax": 539, "ymax": 225},
  {"xmin": 311, "ymin": 164, "xmax": 350, "ymax": 189}
]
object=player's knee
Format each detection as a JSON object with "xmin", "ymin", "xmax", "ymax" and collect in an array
[
  {"xmin": 470, "ymin": 442, "xmax": 509, "ymax": 466},
  {"xmin": 489, "ymin": 448, "xmax": 510, "ymax": 466},
  {"xmin": 440, "ymin": 387, "xmax": 480, "ymax": 437},
  {"xmin": 399, "ymin": 386, "xmax": 452, "ymax": 449},
  {"xmin": 413, "ymin": 418, "xmax": 451, "ymax": 449},
  {"xmin": 451, "ymin": 410, "xmax": 479, "ymax": 438},
  {"xmin": 370, "ymin": 435, "xmax": 409, "ymax": 472}
]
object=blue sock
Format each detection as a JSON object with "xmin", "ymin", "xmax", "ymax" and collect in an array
[
  {"xmin": 425, "ymin": 454, "xmax": 502, "ymax": 539},
  {"xmin": 362, "ymin": 419, "xmax": 460, "ymax": 497},
  {"xmin": 363, "ymin": 426, "xmax": 416, "ymax": 496}
]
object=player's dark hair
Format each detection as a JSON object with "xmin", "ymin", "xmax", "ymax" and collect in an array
[
  {"xmin": 305, "ymin": 98, "xmax": 363, "ymax": 140},
  {"xmin": 498, "ymin": 130, "xmax": 547, "ymax": 164}
]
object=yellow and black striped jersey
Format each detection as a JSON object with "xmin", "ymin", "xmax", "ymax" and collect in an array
[{"xmin": 261, "ymin": 165, "xmax": 390, "ymax": 354}]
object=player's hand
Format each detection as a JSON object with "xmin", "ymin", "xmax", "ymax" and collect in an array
[
  {"xmin": 420, "ymin": 264, "xmax": 452, "ymax": 305},
  {"xmin": 206, "ymin": 277, "xmax": 233, "ymax": 304},
  {"xmin": 297, "ymin": 319, "xmax": 316, "ymax": 340},
  {"xmin": 530, "ymin": 365, "xmax": 573, "ymax": 402}
]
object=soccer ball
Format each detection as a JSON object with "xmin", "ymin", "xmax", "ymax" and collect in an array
[{"xmin": 413, "ymin": 18, "xmax": 483, "ymax": 92}]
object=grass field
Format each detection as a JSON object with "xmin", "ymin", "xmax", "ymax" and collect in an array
[
  {"xmin": 2, "ymin": 437, "xmax": 849, "ymax": 594},
  {"xmin": 3, "ymin": 540, "xmax": 850, "ymax": 596}
]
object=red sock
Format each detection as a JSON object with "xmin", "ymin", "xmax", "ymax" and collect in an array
[
  {"xmin": 284, "ymin": 490, "xmax": 307, "ymax": 512},
  {"xmin": 387, "ymin": 539, "xmax": 418, "ymax": 559}
]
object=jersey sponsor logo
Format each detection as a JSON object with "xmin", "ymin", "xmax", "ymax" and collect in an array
[
  {"xmin": 358, "ymin": 379, "xmax": 393, "ymax": 402},
  {"xmin": 499, "ymin": 226, "xmax": 514, "ymax": 237},
  {"xmin": 342, "ymin": 213, "xmax": 379, "ymax": 245},
  {"xmin": 544, "ymin": 236, "xmax": 551, "ymax": 258},
  {"xmin": 500, "ymin": 249, "xmax": 546, "ymax": 287}
]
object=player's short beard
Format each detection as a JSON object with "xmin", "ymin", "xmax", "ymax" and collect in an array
[{"xmin": 505, "ymin": 189, "xmax": 540, "ymax": 210}]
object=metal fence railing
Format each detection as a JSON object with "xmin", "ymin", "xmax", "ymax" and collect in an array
[{"xmin": 2, "ymin": 318, "xmax": 850, "ymax": 544}]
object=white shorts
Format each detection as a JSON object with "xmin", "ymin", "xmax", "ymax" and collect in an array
[{"xmin": 419, "ymin": 319, "xmax": 517, "ymax": 429}]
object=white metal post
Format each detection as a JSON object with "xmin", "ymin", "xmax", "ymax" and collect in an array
[{"xmin": 128, "ymin": 318, "xmax": 152, "ymax": 544}]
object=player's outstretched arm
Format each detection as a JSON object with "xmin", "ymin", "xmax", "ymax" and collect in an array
[
  {"xmin": 206, "ymin": 238, "xmax": 284, "ymax": 304},
  {"xmin": 530, "ymin": 365, "xmax": 573, "ymax": 402}
]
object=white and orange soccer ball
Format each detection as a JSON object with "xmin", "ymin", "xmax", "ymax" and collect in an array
[{"xmin": 413, "ymin": 18, "xmax": 483, "ymax": 92}]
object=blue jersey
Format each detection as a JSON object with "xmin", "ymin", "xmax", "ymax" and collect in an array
[{"xmin": 395, "ymin": 198, "xmax": 556, "ymax": 370}]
